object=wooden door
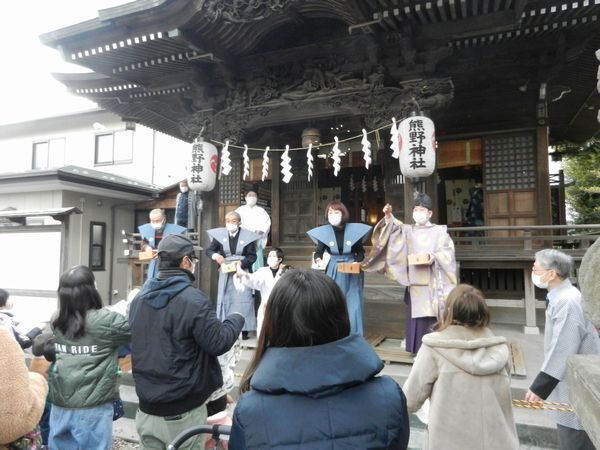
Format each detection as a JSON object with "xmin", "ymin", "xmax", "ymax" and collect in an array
[
  {"xmin": 483, "ymin": 133, "xmax": 537, "ymax": 239},
  {"xmin": 280, "ymin": 154, "xmax": 315, "ymax": 244},
  {"xmin": 486, "ymin": 190, "xmax": 536, "ymax": 236}
]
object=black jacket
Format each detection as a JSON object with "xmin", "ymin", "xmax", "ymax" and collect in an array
[{"xmin": 129, "ymin": 268, "xmax": 244, "ymax": 416}]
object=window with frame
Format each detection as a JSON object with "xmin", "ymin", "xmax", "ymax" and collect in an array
[
  {"xmin": 95, "ymin": 130, "xmax": 134, "ymax": 165},
  {"xmin": 89, "ymin": 222, "xmax": 106, "ymax": 271},
  {"xmin": 32, "ymin": 138, "xmax": 66, "ymax": 169}
]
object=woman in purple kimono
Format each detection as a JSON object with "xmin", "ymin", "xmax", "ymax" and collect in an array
[
  {"xmin": 307, "ymin": 202, "xmax": 371, "ymax": 335},
  {"xmin": 362, "ymin": 193, "xmax": 457, "ymax": 354}
]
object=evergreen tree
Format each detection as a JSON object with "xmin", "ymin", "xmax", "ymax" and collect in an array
[{"xmin": 562, "ymin": 140, "xmax": 600, "ymax": 224}]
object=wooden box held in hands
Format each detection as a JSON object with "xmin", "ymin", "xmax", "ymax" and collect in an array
[
  {"xmin": 337, "ymin": 262, "xmax": 361, "ymax": 274},
  {"xmin": 408, "ymin": 253, "xmax": 431, "ymax": 265},
  {"xmin": 138, "ymin": 250, "xmax": 154, "ymax": 262},
  {"xmin": 221, "ymin": 262, "xmax": 238, "ymax": 273}
]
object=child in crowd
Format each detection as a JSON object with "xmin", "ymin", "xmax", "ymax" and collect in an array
[
  {"xmin": 47, "ymin": 265, "xmax": 131, "ymax": 450},
  {"xmin": 402, "ymin": 284, "xmax": 519, "ymax": 450},
  {"xmin": 230, "ymin": 269, "xmax": 410, "ymax": 449},
  {"xmin": 236, "ymin": 247, "xmax": 290, "ymax": 338},
  {"xmin": 0, "ymin": 288, "xmax": 43, "ymax": 349}
]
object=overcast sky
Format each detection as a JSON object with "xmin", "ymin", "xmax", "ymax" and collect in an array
[{"xmin": 0, "ymin": 1, "xmax": 129, "ymax": 125}]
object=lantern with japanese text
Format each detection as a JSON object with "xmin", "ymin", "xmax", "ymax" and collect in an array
[
  {"xmin": 188, "ymin": 140, "xmax": 218, "ymax": 192},
  {"xmin": 398, "ymin": 115, "xmax": 436, "ymax": 179}
]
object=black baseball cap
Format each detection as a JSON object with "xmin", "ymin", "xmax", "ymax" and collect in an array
[{"xmin": 157, "ymin": 234, "xmax": 202, "ymax": 259}]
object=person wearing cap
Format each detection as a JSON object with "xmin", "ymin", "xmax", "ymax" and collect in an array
[
  {"xmin": 138, "ymin": 208, "xmax": 187, "ymax": 280},
  {"xmin": 129, "ymin": 234, "xmax": 245, "ymax": 449},
  {"xmin": 363, "ymin": 193, "xmax": 457, "ymax": 354},
  {"xmin": 206, "ymin": 211, "xmax": 260, "ymax": 339}
]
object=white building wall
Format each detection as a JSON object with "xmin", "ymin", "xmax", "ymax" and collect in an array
[
  {"xmin": 0, "ymin": 190, "xmax": 63, "ymax": 210},
  {"xmin": 0, "ymin": 109, "xmax": 189, "ymax": 187}
]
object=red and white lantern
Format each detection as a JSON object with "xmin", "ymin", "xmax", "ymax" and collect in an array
[
  {"xmin": 188, "ymin": 140, "xmax": 218, "ymax": 192},
  {"xmin": 398, "ymin": 115, "xmax": 436, "ymax": 179}
]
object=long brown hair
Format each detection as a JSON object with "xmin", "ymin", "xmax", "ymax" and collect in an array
[
  {"xmin": 239, "ymin": 269, "xmax": 350, "ymax": 393},
  {"xmin": 436, "ymin": 284, "xmax": 490, "ymax": 331}
]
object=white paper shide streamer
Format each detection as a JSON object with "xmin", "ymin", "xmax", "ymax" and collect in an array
[
  {"xmin": 281, "ymin": 145, "xmax": 293, "ymax": 183},
  {"xmin": 361, "ymin": 176, "xmax": 367, "ymax": 193},
  {"xmin": 372, "ymin": 176, "xmax": 378, "ymax": 192},
  {"xmin": 306, "ymin": 144, "xmax": 314, "ymax": 181},
  {"xmin": 390, "ymin": 117, "xmax": 400, "ymax": 159},
  {"xmin": 361, "ymin": 129, "xmax": 372, "ymax": 169},
  {"xmin": 242, "ymin": 144, "xmax": 250, "ymax": 180},
  {"xmin": 262, "ymin": 146, "xmax": 270, "ymax": 181},
  {"xmin": 220, "ymin": 140, "xmax": 231, "ymax": 176},
  {"xmin": 332, "ymin": 136, "xmax": 341, "ymax": 176}
]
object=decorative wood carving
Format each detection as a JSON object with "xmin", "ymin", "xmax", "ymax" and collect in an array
[{"xmin": 202, "ymin": 0, "xmax": 300, "ymax": 23}]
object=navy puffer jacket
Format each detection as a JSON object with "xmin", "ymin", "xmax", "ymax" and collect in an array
[{"xmin": 230, "ymin": 334, "xmax": 410, "ymax": 449}]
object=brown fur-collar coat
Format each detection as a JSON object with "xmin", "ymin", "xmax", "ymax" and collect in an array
[{"xmin": 0, "ymin": 328, "xmax": 48, "ymax": 446}]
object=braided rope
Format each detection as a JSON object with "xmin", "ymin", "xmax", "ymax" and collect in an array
[{"xmin": 512, "ymin": 399, "xmax": 574, "ymax": 412}]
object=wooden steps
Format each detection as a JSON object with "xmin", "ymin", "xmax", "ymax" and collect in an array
[
  {"xmin": 365, "ymin": 333, "xmax": 415, "ymax": 364},
  {"xmin": 509, "ymin": 341, "xmax": 527, "ymax": 377}
]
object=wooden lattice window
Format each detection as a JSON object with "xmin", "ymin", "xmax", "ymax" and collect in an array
[
  {"xmin": 219, "ymin": 159, "xmax": 241, "ymax": 204},
  {"xmin": 484, "ymin": 134, "xmax": 535, "ymax": 191}
]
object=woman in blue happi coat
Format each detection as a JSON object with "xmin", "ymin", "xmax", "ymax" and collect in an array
[{"xmin": 307, "ymin": 201, "xmax": 371, "ymax": 335}]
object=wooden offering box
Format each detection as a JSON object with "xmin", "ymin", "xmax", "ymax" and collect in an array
[
  {"xmin": 408, "ymin": 253, "xmax": 431, "ymax": 265},
  {"xmin": 138, "ymin": 250, "xmax": 154, "ymax": 262},
  {"xmin": 221, "ymin": 262, "xmax": 238, "ymax": 273},
  {"xmin": 337, "ymin": 262, "xmax": 361, "ymax": 274}
]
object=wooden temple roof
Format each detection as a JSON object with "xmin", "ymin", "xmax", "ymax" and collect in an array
[{"xmin": 41, "ymin": 0, "xmax": 600, "ymax": 143}]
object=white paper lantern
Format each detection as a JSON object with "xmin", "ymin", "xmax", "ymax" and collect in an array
[
  {"xmin": 188, "ymin": 140, "xmax": 218, "ymax": 192},
  {"xmin": 398, "ymin": 115, "xmax": 436, "ymax": 179}
]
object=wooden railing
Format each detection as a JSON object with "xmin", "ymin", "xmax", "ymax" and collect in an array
[{"xmin": 447, "ymin": 224, "xmax": 600, "ymax": 258}]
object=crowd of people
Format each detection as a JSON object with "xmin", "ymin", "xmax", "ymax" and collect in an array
[{"xmin": 1, "ymin": 188, "xmax": 599, "ymax": 450}]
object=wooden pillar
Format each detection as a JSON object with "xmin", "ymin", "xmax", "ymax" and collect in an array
[
  {"xmin": 558, "ymin": 170, "xmax": 567, "ymax": 226},
  {"xmin": 403, "ymin": 179, "xmax": 416, "ymax": 223},
  {"xmin": 536, "ymin": 126, "xmax": 552, "ymax": 225},
  {"xmin": 523, "ymin": 266, "xmax": 540, "ymax": 334},
  {"xmin": 271, "ymin": 152, "xmax": 281, "ymax": 247},
  {"xmin": 199, "ymin": 172, "xmax": 220, "ymax": 301}
]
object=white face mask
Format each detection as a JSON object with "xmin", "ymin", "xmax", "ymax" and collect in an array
[
  {"xmin": 187, "ymin": 257, "xmax": 196, "ymax": 273},
  {"xmin": 531, "ymin": 271, "xmax": 549, "ymax": 289},
  {"xmin": 180, "ymin": 186, "xmax": 189, "ymax": 193},
  {"xmin": 150, "ymin": 221, "xmax": 164, "ymax": 230},
  {"xmin": 328, "ymin": 213, "xmax": 342, "ymax": 227},
  {"xmin": 4, "ymin": 299, "xmax": 13, "ymax": 310},
  {"xmin": 246, "ymin": 196, "xmax": 257, "ymax": 206},
  {"xmin": 226, "ymin": 223, "xmax": 239, "ymax": 233},
  {"xmin": 267, "ymin": 256, "xmax": 281, "ymax": 269},
  {"xmin": 412, "ymin": 211, "xmax": 428, "ymax": 226}
]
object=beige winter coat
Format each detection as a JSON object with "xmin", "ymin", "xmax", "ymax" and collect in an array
[
  {"xmin": 403, "ymin": 325, "xmax": 519, "ymax": 450},
  {"xmin": 0, "ymin": 328, "xmax": 48, "ymax": 446}
]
